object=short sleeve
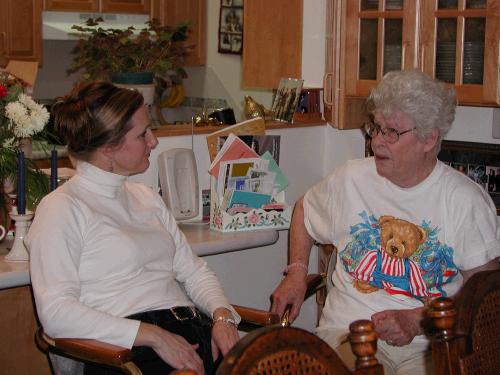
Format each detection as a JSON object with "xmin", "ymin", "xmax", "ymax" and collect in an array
[
  {"xmin": 303, "ymin": 172, "xmax": 335, "ymax": 244},
  {"xmin": 448, "ymin": 184, "xmax": 500, "ymax": 270}
]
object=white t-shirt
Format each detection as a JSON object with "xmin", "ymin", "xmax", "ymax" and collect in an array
[
  {"xmin": 304, "ymin": 158, "xmax": 499, "ymax": 345},
  {"xmin": 27, "ymin": 161, "xmax": 237, "ymax": 348}
]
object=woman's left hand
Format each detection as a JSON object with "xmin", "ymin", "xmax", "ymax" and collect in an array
[
  {"xmin": 210, "ymin": 308, "xmax": 239, "ymax": 360},
  {"xmin": 371, "ymin": 307, "xmax": 426, "ymax": 346}
]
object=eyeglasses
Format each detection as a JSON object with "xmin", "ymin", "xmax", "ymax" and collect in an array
[{"xmin": 364, "ymin": 122, "xmax": 416, "ymax": 144}]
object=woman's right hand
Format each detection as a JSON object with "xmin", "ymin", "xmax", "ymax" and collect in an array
[
  {"xmin": 271, "ymin": 270, "xmax": 308, "ymax": 323},
  {"xmin": 135, "ymin": 322, "xmax": 205, "ymax": 375}
]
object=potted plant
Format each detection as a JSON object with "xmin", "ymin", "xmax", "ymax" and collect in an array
[
  {"xmin": 0, "ymin": 71, "xmax": 50, "ymax": 231},
  {"xmin": 67, "ymin": 18, "xmax": 190, "ymax": 86}
]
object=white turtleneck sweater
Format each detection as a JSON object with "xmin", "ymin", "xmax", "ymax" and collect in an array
[{"xmin": 27, "ymin": 162, "xmax": 237, "ymax": 349}]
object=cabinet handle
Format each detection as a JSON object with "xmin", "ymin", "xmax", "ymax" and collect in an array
[
  {"xmin": 323, "ymin": 72, "xmax": 333, "ymax": 106},
  {"xmin": 420, "ymin": 46, "xmax": 425, "ymax": 70},
  {"xmin": 401, "ymin": 43, "xmax": 406, "ymax": 69}
]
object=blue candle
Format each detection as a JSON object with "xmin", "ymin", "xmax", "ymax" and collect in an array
[
  {"xmin": 50, "ymin": 149, "xmax": 58, "ymax": 191},
  {"xmin": 17, "ymin": 151, "xmax": 26, "ymax": 215}
]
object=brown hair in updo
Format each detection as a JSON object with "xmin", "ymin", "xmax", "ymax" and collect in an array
[{"xmin": 52, "ymin": 81, "xmax": 144, "ymax": 161}]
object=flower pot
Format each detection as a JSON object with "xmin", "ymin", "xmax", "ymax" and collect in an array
[
  {"xmin": 111, "ymin": 72, "xmax": 154, "ymax": 85},
  {"xmin": 112, "ymin": 72, "xmax": 156, "ymax": 106}
]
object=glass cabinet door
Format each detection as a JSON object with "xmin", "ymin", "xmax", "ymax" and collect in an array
[
  {"xmin": 345, "ymin": 0, "xmax": 418, "ymax": 97},
  {"xmin": 421, "ymin": 0, "xmax": 500, "ymax": 105}
]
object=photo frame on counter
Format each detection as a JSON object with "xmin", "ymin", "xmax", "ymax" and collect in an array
[
  {"xmin": 271, "ymin": 78, "xmax": 304, "ymax": 123},
  {"xmin": 438, "ymin": 140, "xmax": 500, "ymax": 213},
  {"xmin": 218, "ymin": 0, "xmax": 244, "ymax": 55}
]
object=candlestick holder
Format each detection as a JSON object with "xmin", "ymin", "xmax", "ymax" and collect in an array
[{"xmin": 5, "ymin": 211, "xmax": 33, "ymax": 262}]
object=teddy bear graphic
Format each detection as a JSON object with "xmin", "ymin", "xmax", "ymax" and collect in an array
[{"xmin": 353, "ymin": 215, "xmax": 428, "ymax": 297}]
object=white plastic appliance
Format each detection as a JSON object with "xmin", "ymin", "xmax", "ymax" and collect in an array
[{"xmin": 157, "ymin": 148, "xmax": 199, "ymax": 221}]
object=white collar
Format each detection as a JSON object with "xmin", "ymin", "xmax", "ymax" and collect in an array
[{"xmin": 74, "ymin": 161, "xmax": 127, "ymax": 198}]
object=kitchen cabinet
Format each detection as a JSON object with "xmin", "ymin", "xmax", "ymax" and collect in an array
[
  {"xmin": 242, "ymin": 0, "xmax": 303, "ymax": 89},
  {"xmin": 151, "ymin": 0, "xmax": 206, "ymax": 66},
  {"xmin": 325, "ymin": 0, "xmax": 500, "ymax": 129},
  {"xmin": 44, "ymin": 0, "xmax": 151, "ymax": 14},
  {"xmin": 0, "ymin": 0, "xmax": 42, "ymax": 67},
  {"xmin": 0, "ymin": 286, "xmax": 52, "ymax": 374}
]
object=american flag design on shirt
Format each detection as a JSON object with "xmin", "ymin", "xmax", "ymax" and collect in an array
[
  {"xmin": 340, "ymin": 211, "xmax": 459, "ymax": 300},
  {"xmin": 354, "ymin": 249, "xmax": 428, "ymax": 297}
]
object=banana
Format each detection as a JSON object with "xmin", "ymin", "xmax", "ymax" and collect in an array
[
  {"xmin": 169, "ymin": 84, "xmax": 185, "ymax": 107},
  {"xmin": 159, "ymin": 83, "xmax": 186, "ymax": 108},
  {"xmin": 160, "ymin": 85, "xmax": 179, "ymax": 108}
]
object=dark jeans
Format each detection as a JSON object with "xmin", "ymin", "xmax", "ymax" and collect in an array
[{"xmin": 84, "ymin": 308, "xmax": 220, "ymax": 375}]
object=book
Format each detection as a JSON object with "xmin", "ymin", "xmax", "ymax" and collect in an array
[
  {"xmin": 206, "ymin": 117, "xmax": 266, "ymax": 161},
  {"xmin": 209, "ymin": 133, "xmax": 259, "ymax": 177}
]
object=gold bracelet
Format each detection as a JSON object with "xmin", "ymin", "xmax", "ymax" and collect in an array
[{"xmin": 213, "ymin": 316, "xmax": 237, "ymax": 327}]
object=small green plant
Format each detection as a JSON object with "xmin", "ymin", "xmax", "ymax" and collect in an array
[{"xmin": 67, "ymin": 18, "xmax": 191, "ymax": 82}]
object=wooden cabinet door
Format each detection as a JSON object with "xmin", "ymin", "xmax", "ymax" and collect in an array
[
  {"xmin": 326, "ymin": 0, "xmax": 418, "ymax": 129},
  {"xmin": 152, "ymin": 0, "xmax": 206, "ymax": 66},
  {"xmin": 0, "ymin": 0, "xmax": 42, "ymax": 67},
  {"xmin": 101, "ymin": 0, "xmax": 151, "ymax": 14},
  {"xmin": 420, "ymin": 0, "xmax": 500, "ymax": 105},
  {"xmin": 242, "ymin": 0, "xmax": 303, "ymax": 89},
  {"xmin": 0, "ymin": 286, "xmax": 52, "ymax": 374},
  {"xmin": 326, "ymin": 0, "xmax": 500, "ymax": 129},
  {"xmin": 344, "ymin": 0, "xmax": 418, "ymax": 98},
  {"xmin": 44, "ymin": 0, "xmax": 99, "ymax": 11}
]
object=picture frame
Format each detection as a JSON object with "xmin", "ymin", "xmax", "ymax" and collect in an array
[
  {"xmin": 271, "ymin": 78, "xmax": 304, "ymax": 123},
  {"xmin": 438, "ymin": 140, "xmax": 500, "ymax": 213},
  {"xmin": 218, "ymin": 1, "xmax": 244, "ymax": 55}
]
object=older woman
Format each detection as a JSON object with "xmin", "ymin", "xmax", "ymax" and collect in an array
[
  {"xmin": 26, "ymin": 82, "xmax": 239, "ymax": 375},
  {"xmin": 271, "ymin": 70, "xmax": 500, "ymax": 375}
]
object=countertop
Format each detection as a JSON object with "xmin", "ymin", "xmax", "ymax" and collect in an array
[{"xmin": 0, "ymin": 225, "xmax": 279, "ymax": 290}]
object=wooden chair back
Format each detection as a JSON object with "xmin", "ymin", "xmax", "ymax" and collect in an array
[
  {"xmin": 427, "ymin": 270, "xmax": 500, "ymax": 375},
  {"xmin": 216, "ymin": 320, "xmax": 384, "ymax": 375}
]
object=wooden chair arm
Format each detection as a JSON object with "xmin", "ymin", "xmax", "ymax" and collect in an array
[
  {"xmin": 53, "ymin": 337, "xmax": 134, "ymax": 366},
  {"xmin": 233, "ymin": 305, "xmax": 280, "ymax": 328},
  {"xmin": 305, "ymin": 273, "xmax": 325, "ymax": 299},
  {"xmin": 36, "ymin": 327, "xmax": 140, "ymax": 374}
]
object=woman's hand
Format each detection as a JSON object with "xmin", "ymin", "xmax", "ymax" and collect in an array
[
  {"xmin": 271, "ymin": 270, "xmax": 308, "ymax": 323},
  {"xmin": 210, "ymin": 308, "xmax": 240, "ymax": 360},
  {"xmin": 371, "ymin": 307, "xmax": 426, "ymax": 346},
  {"xmin": 135, "ymin": 322, "xmax": 205, "ymax": 375}
]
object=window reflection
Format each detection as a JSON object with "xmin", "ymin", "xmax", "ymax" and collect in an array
[
  {"xmin": 360, "ymin": 19, "xmax": 378, "ymax": 80},
  {"xmin": 435, "ymin": 18, "xmax": 457, "ymax": 83}
]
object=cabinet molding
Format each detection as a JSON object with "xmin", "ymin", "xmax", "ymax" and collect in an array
[
  {"xmin": 44, "ymin": 0, "xmax": 100, "ymax": 12},
  {"xmin": 44, "ymin": 0, "xmax": 150, "ymax": 14}
]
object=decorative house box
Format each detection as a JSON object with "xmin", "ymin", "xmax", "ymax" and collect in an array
[{"xmin": 209, "ymin": 178, "xmax": 291, "ymax": 232}]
